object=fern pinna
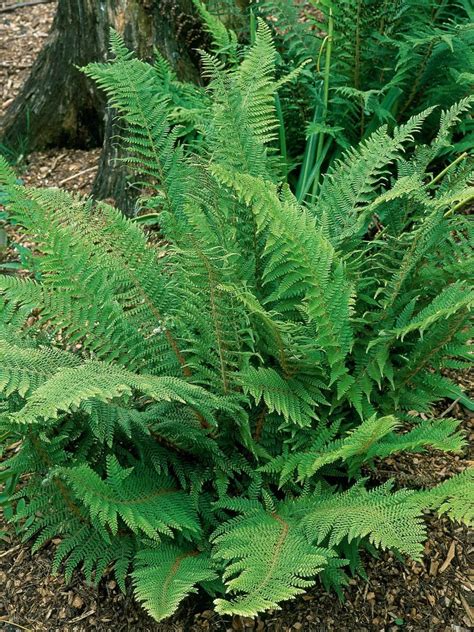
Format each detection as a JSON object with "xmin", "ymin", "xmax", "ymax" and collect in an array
[{"xmin": 0, "ymin": 26, "xmax": 473, "ymax": 622}]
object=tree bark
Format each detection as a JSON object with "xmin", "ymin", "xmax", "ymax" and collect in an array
[
  {"xmin": 0, "ymin": 0, "xmax": 205, "ymax": 211},
  {"xmin": 1, "ymin": 0, "xmax": 108, "ymax": 151}
]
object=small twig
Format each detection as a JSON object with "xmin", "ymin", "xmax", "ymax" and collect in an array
[
  {"xmin": 45, "ymin": 151, "xmax": 67, "ymax": 176},
  {"xmin": 460, "ymin": 594, "xmax": 474, "ymax": 626},
  {"xmin": 68, "ymin": 610, "xmax": 96, "ymax": 624},
  {"xmin": 0, "ymin": 618, "xmax": 32, "ymax": 632},
  {"xmin": 0, "ymin": 0, "xmax": 52, "ymax": 13},
  {"xmin": 58, "ymin": 165, "xmax": 98, "ymax": 186},
  {"xmin": 439, "ymin": 397, "xmax": 460, "ymax": 418},
  {"xmin": 0, "ymin": 543, "xmax": 20, "ymax": 558},
  {"xmin": 0, "ymin": 62, "xmax": 31, "ymax": 69}
]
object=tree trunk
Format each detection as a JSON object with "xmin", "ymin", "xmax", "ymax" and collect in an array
[
  {"xmin": 1, "ymin": 0, "xmax": 109, "ymax": 152},
  {"xmin": 0, "ymin": 0, "xmax": 204, "ymax": 210}
]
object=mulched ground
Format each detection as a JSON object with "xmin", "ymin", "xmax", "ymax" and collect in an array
[
  {"xmin": 0, "ymin": 1, "xmax": 55, "ymax": 120},
  {"xmin": 0, "ymin": 0, "xmax": 99, "ymax": 195},
  {"xmin": 0, "ymin": 3, "xmax": 473, "ymax": 631}
]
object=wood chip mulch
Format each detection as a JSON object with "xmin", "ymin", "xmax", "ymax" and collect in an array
[
  {"xmin": 1, "ymin": 2, "xmax": 473, "ymax": 632},
  {"xmin": 0, "ymin": 1, "xmax": 56, "ymax": 120}
]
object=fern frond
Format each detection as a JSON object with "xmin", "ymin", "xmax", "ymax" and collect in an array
[
  {"xmin": 133, "ymin": 545, "xmax": 217, "ymax": 621},
  {"xmin": 425, "ymin": 468, "xmax": 474, "ymax": 525},
  {"xmin": 212, "ymin": 508, "xmax": 330, "ymax": 616},
  {"xmin": 82, "ymin": 31, "xmax": 189, "ymax": 212},
  {"xmin": 316, "ymin": 108, "xmax": 436, "ymax": 244},
  {"xmin": 212, "ymin": 168, "xmax": 354, "ymax": 383},
  {"xmin": 389, "ymin": 282, "xmax": 473, "ymax": 340},
  {"xmin": 60, "ymin": 455, "xmax": 200, "ymax": 539},
  {"xmin": 264, "ymin": 416, "xmax": 465, "ymax": 485},
  {"xmin": 194, "ymin": 0, "xmax": 238, "ymax": 62},
  {"xmin": 53, "ymin": 526, "xmax": 134, "ymax": 589},
  {"xmin": 0, "ymin": 340, "xmax": 81, "ymax": 397},
  {"xmin": 10, "ymin": 360, "xmax": 221, "ymax": 427},
  {"xmin": 238, "ymin": 367, "xmax": 326, "ymax": 427},
  {"xmin": 300, "ymin": 480, "xmax": 427, "ymax": 558}
]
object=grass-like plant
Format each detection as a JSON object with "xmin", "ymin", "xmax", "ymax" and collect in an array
[
  {"xmin": 255, "ymin": 0, "xmax": 474, "ymax": 198},
  {"xmin": 0, "ymin": 25, "xmax": 473, "ymax": 622}
]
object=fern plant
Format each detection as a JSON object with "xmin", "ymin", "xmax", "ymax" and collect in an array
[{"xmin": 0, "ymin": 27, "xmax": 473, "ymax": 622}]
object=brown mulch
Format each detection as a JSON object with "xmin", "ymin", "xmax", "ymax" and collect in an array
[
  {"xmin": 0, "ymin": 1, "xmax": 56, "ymax": 120},
  {"xmin": 19, "ymin": 147, "xmax": 101, "ymax": 191},
  {"xmin": 0, "ymin": 0, "xmax": 99, "ymax": 197},
  {"xmin": 1, "ymin": 2, "xmax": 474, "ymax": 631}
]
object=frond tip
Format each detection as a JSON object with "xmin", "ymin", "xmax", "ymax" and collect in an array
[
  {"xmin": 133, "ymin": 545, "xmax": 217, "ymax": 621},
  {"xmin": 212, "ymin": 509, "xmax": 331, "ymax": 616}
]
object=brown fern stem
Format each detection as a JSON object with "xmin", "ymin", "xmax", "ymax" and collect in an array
[{"xmin": 253, "ymin": 406, "xmax": 267, "ymax": 442}]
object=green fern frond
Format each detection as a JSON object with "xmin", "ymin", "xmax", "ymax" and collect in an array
[
  {"xmin": 371, "ymin": 419, "xmax": 466, "ymax": 459},
  {"xmin": 212, "ymin": 508, "xmax": 330, "ymax": 616},
  {"xmin": 264, "ymin": 416, "xmax": 466, "ymax": 486},
  {"xmin": 133, "ymin": 545, "xmax": 217, "ymax": 621},
  {"xmin": 238, "ymin": 367, "xmax": 326, "ymax": 427},
  {"xmin": 425, "ymin": 469, "xmax": 474, "ymax": 525},
  {"xmin": 60, "ymin": 455, "xmax": 200, "ymax": 539},
  {"xmin": 236, "ymin": 19, "xmax": 279, "ymax": 146},
  {"xmin": 9, "ymin": 360, "xmax": 222, "ymax": 427},
  {"xmin": 300, "ymin": 480, "xmax": 427, "ymax": 558},
  {"xmin": 53, "ymin": 526, "xmax": 134, "ymax": 589},
  {"xmin": 82, "ymin": 32, "xmax": 189, "ymax": 212},
  {"xmin": 194, "ymin": 0, "xmax": 238, "ymax": 62},
  {"xmin": 315, "ymin": 108, "xmax": 436, "ymax": 244},
  {"xmin": 389, "ymin": 282, "xmax": 473, "ymax": 340},
  {"xmin": 0, "ymin": 340, "xmax": 81, "ymax": 397},
  {"xmin": 212, "ymin": 168, "xmax": 354, "ymax": 383},
  {"xmin": 0, "ymin": 274, "xmax": 42, "ymax": 330}
]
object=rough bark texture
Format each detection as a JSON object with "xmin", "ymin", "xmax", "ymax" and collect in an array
[
  {"xmin": 0, "ymin": 0, "xmax": 109, "ymax": 151},
  {"xmin": 1, "ymin": 0, "xmax": 205, "ymax": 211}
]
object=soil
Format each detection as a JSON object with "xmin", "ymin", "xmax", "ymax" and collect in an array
[
  {"xmin": 0, "ymin": 1, "xmax": 55, "ymax": 121},
  {"xmin": 0, "ymin": 3, "xmax": 473, "ymax": 632}
]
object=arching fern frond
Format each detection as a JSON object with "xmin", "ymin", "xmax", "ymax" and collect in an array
[
  {"xmin": 212, "ymin": 508, "xmax": 331, "ymax": 616},
  {"xmin": 9, "ymin": 360, "xmax": 221, "ymax": 427},
  {"xmin": 300, "ymin": 480, "xmax": 428, "ymax": 558},
  {"xmin": 0, "ymin": 340, "xmax": 81, "ymax": 397},
  {"xmin": 133, "ymin": 545, "xmax": 217, "ymax": 621},
  {"xmin": 315, "ymin": 108, "xmax": 436, "ymax": 245},
  {"xmin": 425, "ymin": 468, "xmax": 474, "ymax": 525},
  {"xmin": 238, "ymin": 366, "xmax": 326, "ymax": 427},
  {"xmin": 59, "ymin": 455, "xmax": 201, "ymax": 539}
]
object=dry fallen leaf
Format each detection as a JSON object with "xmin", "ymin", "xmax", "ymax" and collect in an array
[
  {"xmin": 439, "ymin": 540, "xmax": 457, "ymax": 574},
  {"xmin": 459, "ymin": 594, "xmax": 474, "ymax": 626}
]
